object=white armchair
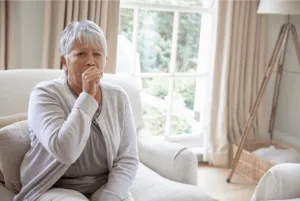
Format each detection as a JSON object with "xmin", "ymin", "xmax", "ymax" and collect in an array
[
  {"xmin": 0, "ymin": 69, "xmax": 217, "ymax": 201},
  {"xmin": 138, "ymin": 135, "xmax": 198, "ymax": 185},
  {"xmin": 251, "ymin": 163, "xmax": 300, "ymax": 201}
]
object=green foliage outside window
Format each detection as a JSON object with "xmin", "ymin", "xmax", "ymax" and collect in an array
[{"xmin": 119, "ymin": 5, "xmax": 201, "ymax": 135}]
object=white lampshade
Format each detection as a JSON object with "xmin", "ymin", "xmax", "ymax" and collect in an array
[{"xmin": 257, "ymin": 0, "xmax": 300, "ymax": 15}]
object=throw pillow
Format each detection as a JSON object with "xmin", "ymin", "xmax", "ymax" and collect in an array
[
  {"xmin": 0, "ymin": 112, "xmax": 28, "ymax": 184},
  {"xmin": 252, "ymin": 146, "xmax": 300, "ymax": 164},
  {"xmin": 0, "ymin": 113, "xmax": 28, "ymax": 129},
  {"xmin": 0, "ymin": 120, "xmax": 31, "ymax": 193}
]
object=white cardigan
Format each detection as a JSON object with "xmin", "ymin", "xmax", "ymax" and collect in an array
[{"xmin": 13, "ymin": 77, "xmax": 139, "ymax": 201}]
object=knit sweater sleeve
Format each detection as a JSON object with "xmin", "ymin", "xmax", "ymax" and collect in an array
[{"xmin": 28, "ymin": 87, "xmax": 98, "ymax": 165}]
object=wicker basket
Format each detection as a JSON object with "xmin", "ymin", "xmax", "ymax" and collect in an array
[{"xmin": 232, "ymin": 140, "xmax": 290, "ymax": 183}]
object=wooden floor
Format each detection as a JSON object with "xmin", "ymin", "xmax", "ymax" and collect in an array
[{"xmin": 197, "ymin": 163, "xmax": 256, "ymax": 201}]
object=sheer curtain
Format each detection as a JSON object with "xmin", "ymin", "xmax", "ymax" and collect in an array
[
  {"xmin": 42, "ymin": 0, "xmax": 120, "ymax": 73},
  {"xmin": 204, "ymin": 0, "xmax": 269, "ymax": 167}
]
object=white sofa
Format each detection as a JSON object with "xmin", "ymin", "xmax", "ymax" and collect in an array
[
  {"xmin": 0, "ymin": 69, "xmax": 217, "ymax": 201},
  {"xmin": 251, "ymin": 163, "xmax": 300, "ymax": 201}
]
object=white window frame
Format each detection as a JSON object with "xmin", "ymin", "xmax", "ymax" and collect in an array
[{"xmin": 119, "ymin": 0, "xmax": 218, "ymax": 148}]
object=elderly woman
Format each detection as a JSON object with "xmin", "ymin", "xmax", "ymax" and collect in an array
[{"xmin": 13, "ymin": 20, "xmax": 139, "ymax": 201}]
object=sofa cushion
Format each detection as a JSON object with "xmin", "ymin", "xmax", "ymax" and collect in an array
[
  {"xmin": 132, "ymin": 163, "xmax": 217, "ymax": 201},
  {"xmin": 0, "ymin": 113, "xmax": 28, "ymax": 184},
  {"xmin": 0, "ymin": 120, "xmax": 31, "ymax": 194}
]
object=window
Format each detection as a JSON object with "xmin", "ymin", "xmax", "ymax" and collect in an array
[{"xmin": 116, "ymin": 0, "xmax": 217, "ymax": 149}]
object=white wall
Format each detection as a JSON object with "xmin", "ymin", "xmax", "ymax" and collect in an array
[
  {"xmin": 8, "ymin": 1, "xmax": 45, "ymax": 69},
  {"xmin": 266, "ymin": 15, "xmax": 300, "ymax": 149}
]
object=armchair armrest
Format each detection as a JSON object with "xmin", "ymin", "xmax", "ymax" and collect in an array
[
  {"xmin": 137, "ymin": 130, "xmax": 198, "ymax": 186},
  {"xmin": 251, "ymin": 163, "xmax": 300, "ymax": 201}
]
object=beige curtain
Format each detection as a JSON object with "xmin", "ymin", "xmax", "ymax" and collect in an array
[
  {"xmin": 42, "ymin": 0, "xmax": 120, "ymax": 73},
  {"xmin": 0, "ymin": 1, "xmax": 6, "ymax": 70},
  {"xmin": 206, "ymin": 0, "xmax": 269, "ymax": 167}
]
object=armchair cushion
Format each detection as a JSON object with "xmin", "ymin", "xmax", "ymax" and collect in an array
[
  {"xmin": 0, "ymin": 120, "xmax": 31, "ymax": 194},
  {"xmin": 251, "ymin": 163, "xmax": 300, "ymax": 201},
  {"xmin": 266, "ymin": 199, "xmax": 300, "ymax": 201},
  {"xmin": 138, "ymin": 130, "xmax": 198, "ymax": 185},
  {"xmin": 132, "ymin": 163, "xmax": 217, "ymax": 201},
  {"xmin": 0, "ymin": 113, "xmax": 28, "ymax": 183}
]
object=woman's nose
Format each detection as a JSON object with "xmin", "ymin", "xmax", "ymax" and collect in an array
[{"xmin": 86, "ymin": 54, "xmax": 95, "ymax": 66}]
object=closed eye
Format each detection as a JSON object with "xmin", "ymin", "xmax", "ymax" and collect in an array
[
  {"xmin": 94, "ymin": 52, "xmax": 102, "ymax": 56},
  {"xmin": 76, "ymin": 52, "xmax": 85, "ymax": 56}
]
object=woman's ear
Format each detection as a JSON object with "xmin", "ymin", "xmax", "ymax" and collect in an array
[
  {"xmin": 61, "ymin": 56, "xmax": 67, "ymax": 71},
  {"xmin": 104, "ymin": 56, "xmax": 107, "ymax": 66}
]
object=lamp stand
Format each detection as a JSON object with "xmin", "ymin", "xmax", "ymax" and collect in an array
[{"xmin": 226, "ymin": 22, "xmax": 300, "ymax": 183}]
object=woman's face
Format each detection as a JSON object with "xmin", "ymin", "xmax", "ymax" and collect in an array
[{"xmin": 61, "ymin": 40, "xmax": 106, "ymax": 89}]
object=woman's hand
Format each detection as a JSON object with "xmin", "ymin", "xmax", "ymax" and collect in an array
[{"xmin": 81, "ymin": 67, "xmax": 102, "ymax": 97}]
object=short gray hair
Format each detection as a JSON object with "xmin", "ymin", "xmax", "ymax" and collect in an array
[{"xmin": 59, "ymin": 20, "xmax": 107, "ymax": 57}]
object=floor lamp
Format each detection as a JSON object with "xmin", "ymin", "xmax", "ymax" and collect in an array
[{"xmin": 227, "ymin": 0, "xmax": 300, "ymax": 183}]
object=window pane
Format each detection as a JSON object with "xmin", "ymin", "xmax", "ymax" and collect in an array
[
  {"xmin": 119, "ymin": 8, "xmax": 134, "ymax": 42},
  {"xmin": 117, "ymin": 8, "xmax": 136, "ymax": 74},
  {"xmin": 138, "ymin": 10, "xmax": 173, "ymax": 73},
  {"xmin": 170, "ymin": 77, "xmax": 200, "ymax": 135},
  {"xmin": 175, "ymin": 13, "xmax": 201, "ymax": 73},
  {"xmin": 141, "ymin": 78, "xmax": 169, "ymax": 136}
]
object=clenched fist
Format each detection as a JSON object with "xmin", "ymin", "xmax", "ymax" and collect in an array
[{"xmin": 82, "ymin": 67, "xmax": 103, "ymax": 97}]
